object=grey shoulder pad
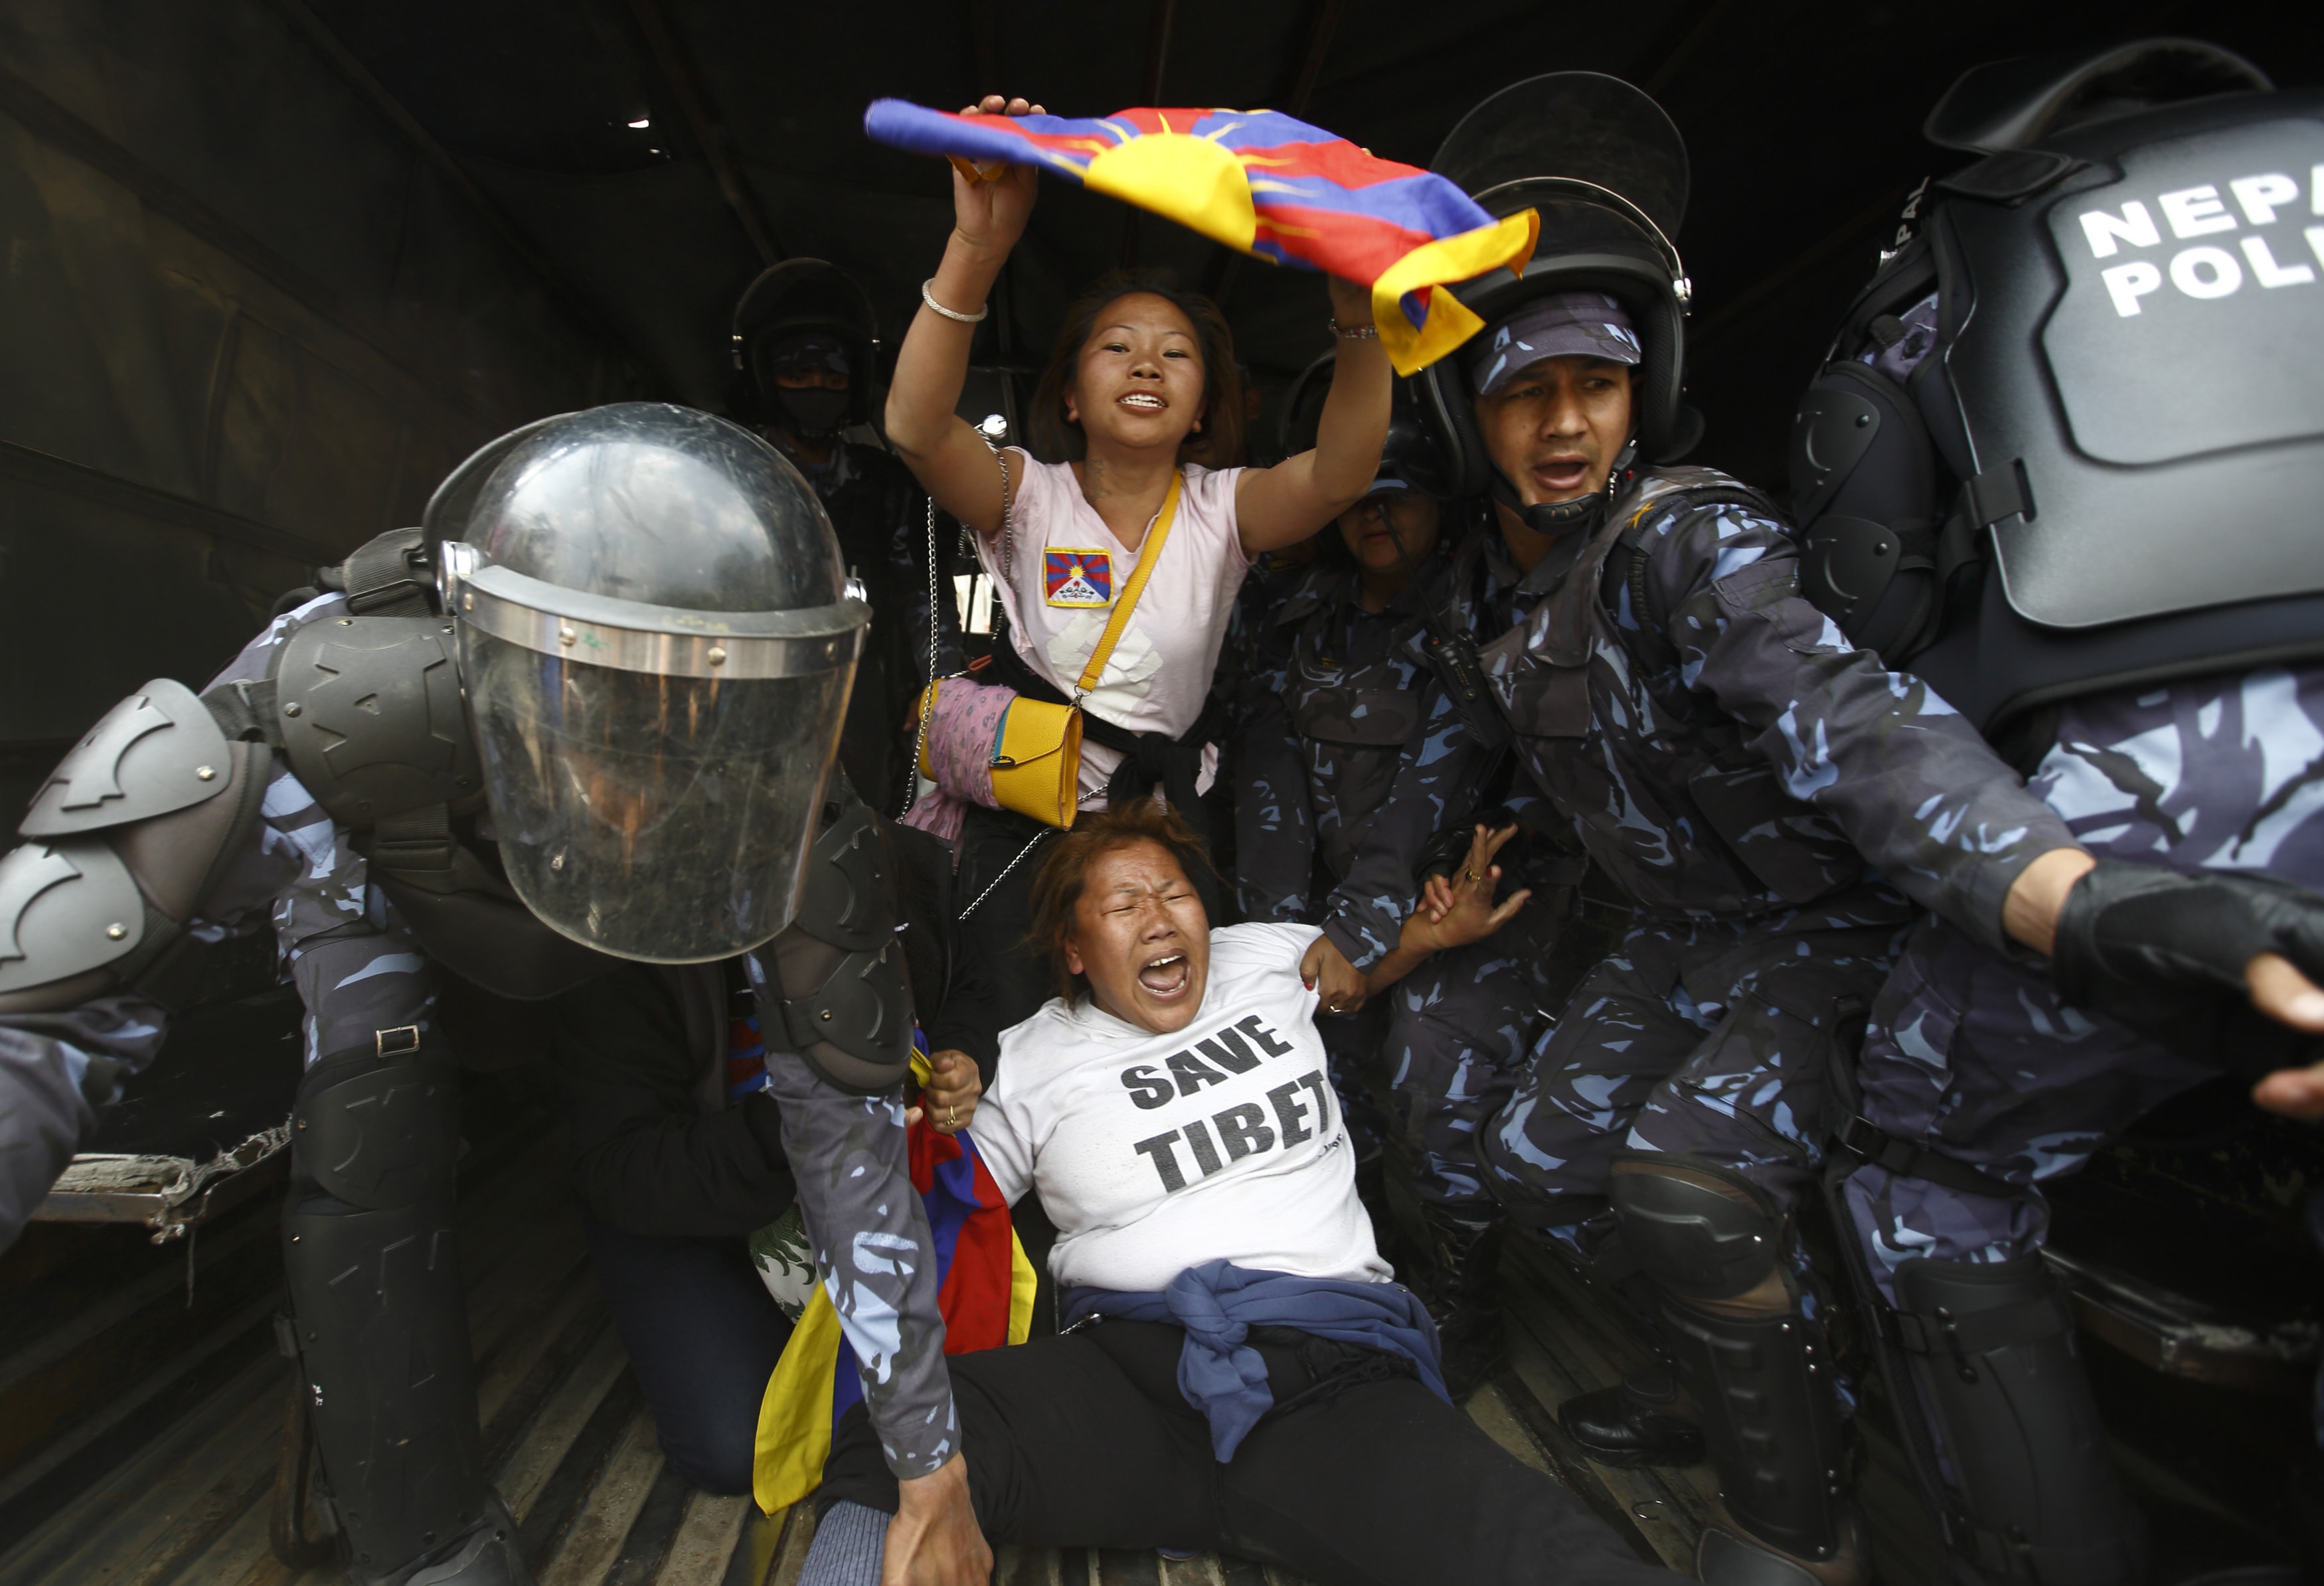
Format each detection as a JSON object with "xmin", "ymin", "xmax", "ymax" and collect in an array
[
  {"xmin": 276, "ymin": 614, "xmax": 481, "ymax": 827},
  {"xmin": 0, "ymin": 838, "xmax": 150, "ymax": 1005},
  {"xmin": 20, "ymin": 678, "xmax": 234, "ymax": 839}
]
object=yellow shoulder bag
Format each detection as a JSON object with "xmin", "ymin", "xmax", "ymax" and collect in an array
[{"xmin": 914, "ymin": 470, "xmax": 1183, "ymax": 831}]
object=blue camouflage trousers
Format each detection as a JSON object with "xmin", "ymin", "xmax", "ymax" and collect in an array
[
  {"xmin": 1841, "ymin": 916, "xmax": 2213, "ymax": 1304},
  {"xmin": 1381, "ymin": 903, "xmax": 1565, "ymax": 1213},
  {"xmin": 1481, "ymin": 906, "xmax": 1910, "ymax": 1231}
]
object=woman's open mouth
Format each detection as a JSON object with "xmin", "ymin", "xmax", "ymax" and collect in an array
[
  {"xmin": 1117, "ymin": 392, "xmax": 1167, "ymax": 413},
  {"xmin": 1137, "ymin": 952, "xmax": 1191, "ymax": 998}
]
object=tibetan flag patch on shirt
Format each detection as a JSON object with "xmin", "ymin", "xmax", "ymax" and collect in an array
[{"xmin": 1044, "ymin": 547, "xmax": 1114, "ymax": 607}]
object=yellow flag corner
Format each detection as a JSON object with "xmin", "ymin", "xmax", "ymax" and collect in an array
[{"xmin": 1368, "ymin": 209, "xmax": 1540, "ymax": 376}]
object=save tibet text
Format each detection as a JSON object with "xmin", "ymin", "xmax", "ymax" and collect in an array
[{"xmin": 1115, "ymin": 1012, "xmax": 1338, "ymax": 1194}]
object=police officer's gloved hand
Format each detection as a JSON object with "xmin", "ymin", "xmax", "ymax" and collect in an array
[{"xmin": 2052, "ymin": 859, "xmax": 2324, "ymax": 1075}]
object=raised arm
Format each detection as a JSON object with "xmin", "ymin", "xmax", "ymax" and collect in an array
[
  {"xmin": 885, "ymin": 96, "xmax": 1043, "ymax": 540},
  {"xmin": 1234, "ymin": 276, "xmax": 1392, "ymax": 556}
]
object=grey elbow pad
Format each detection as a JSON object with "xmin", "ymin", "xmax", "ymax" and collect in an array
[{"xmin": 0, "ymin": 679, "xmax": 271, "ymax": 1013}]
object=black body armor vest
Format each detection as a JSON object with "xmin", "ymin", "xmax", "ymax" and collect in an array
[{"xmin": 1791, "ymin": 69, "xmax": 2324, "ymax": 737}]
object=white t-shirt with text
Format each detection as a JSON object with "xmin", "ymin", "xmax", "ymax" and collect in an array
[{"xmin": 972, "ymin": 922, "xmax": 1392, "ymax": 1295}]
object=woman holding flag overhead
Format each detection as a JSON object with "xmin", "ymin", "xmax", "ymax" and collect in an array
[{"xmin": 885, "ymin": 94, "xmax": 1399, "ymax": 1036}]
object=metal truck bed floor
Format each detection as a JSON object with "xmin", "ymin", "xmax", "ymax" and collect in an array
[
  {"xmin": 7, "ymin": 1091, "xmax": 2303, "ymax": 1586},
  {"xmin": 0, "ymin": 1114, "xmax": 1656, "ymax": 1586}
]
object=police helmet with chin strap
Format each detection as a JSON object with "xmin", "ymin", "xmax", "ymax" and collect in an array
[
  {"xmin": 731, "ymin": 258, "xmax": 884, "ymax": 436},
  {"xmin": 1280, "ymin": 351, "xmax": 1455, "ymax": 499},
  {"xmin": 1416, "ymin": 72, "xmax": 1702, "ymax": 536},
  {"xmin": 1790, "ymin": 39, "xmax": 2324, "ymax": 746}
]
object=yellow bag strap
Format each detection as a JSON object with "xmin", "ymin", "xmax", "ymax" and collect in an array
[{"xmin": 1074, "ymin": 471, "xmax": 1183, "ymax": 698}]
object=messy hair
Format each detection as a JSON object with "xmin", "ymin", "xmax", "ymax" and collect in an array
[
  {"xmin": 1026, "ymin": 797, "xmax": 1212, "ymax": 1002},
  {"xmin": 1027, "ymin": 270, "xmax": 1246, "ymax": 469}
]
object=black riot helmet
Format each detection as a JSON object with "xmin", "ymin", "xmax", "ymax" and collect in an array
[
  {"xmin": 1373, "ymin": 402, "xmax": 1455, "ymax": 501},
  {"xmin": 1787, "ymin": 39, "xmax": 2320, "ymax": 738},
  {"xmin": 432, "ymin": 402, "xmax": 867, "ymax": 962},
  {"xmin": 732, "ymin": 259, "xmax": 882, "ymax": 439},
  {"xmin": 1280, "ymin": 352, "xmax": 1453, "ymax": 499},
  {"xmin": 1416, "ymin": 72, "xmax": 1699, "ymax": 534}
]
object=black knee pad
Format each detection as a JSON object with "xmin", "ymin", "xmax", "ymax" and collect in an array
[
  {"xmin": 293, "ymin": 1036, "xmax": 463, "ymax": 1208},
  {"xmin": 284, "ymin": 1042, "xmax": 499, "ymax": 1584},
  {"xmin": 1608, "ymin": 1153, "xmax": 1783, "ymax": 1302}
]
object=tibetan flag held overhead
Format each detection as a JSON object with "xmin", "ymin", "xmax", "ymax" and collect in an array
[
  {"xmin": 863, "ymin": 101, "xmax": 1538, "ymax": 376},
  {"xmin": 750, "ymin": 1040, "xmax": 1037, "ymax": 1516}
]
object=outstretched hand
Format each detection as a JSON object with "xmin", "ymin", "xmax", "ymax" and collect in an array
[
  {"xmin": 2037, "ymin": 858, "xmax": 2324, "ymax": 1119},
  {"xmin": 948, "ymin": 96, "xmax": 1044, "ymax": 260},
  {"xmin": 1411, "ymin": 823, "xmax": 1532, "ymax": 955},
  {"xmin": 2248, "ymin": 953, "xmax": 2324, "ymax": 1119}
]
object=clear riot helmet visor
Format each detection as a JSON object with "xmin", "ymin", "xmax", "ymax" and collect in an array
[{"xmin": 444, "ymin": 540, "xmax": 864, "ymax": 963}]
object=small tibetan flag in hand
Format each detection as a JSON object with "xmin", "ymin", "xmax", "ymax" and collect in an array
[
  {"xmin": 750, "ymin": 1035, "xmax": 1036, "ymax": 1516},
  {"xmin": 864, "ymin": 101, "xmax": 1538, "ymax": 376}
]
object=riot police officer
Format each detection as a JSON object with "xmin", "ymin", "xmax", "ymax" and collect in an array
[
  {"xmin": 1779, "ymin": 40, "xmax": 2324, "ymax": 1586},
  {"xmin": 732, "ymin": 260, "xmax": 963, "ymax": 812},
  {"xmin": 0, "ymin": 405, "xmax": 985, "ymax": 1586},
  {"xmin": 1232, "ymin": 404, "xmax": 1568, "ymax": 1392},
  {"xmin": 1406, "ymin": 72, "xmax": 2324, "ymax": 1585}
]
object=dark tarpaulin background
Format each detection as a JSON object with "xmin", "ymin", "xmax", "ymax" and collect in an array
[{"xmin": 1, "ymin": 0, "xmax": 2317, "ymax": 801}]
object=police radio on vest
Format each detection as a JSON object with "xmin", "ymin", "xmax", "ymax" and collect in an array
[{"xmin": 2080, "ymin": 159, "xmax": 2324, "ymax": 316}]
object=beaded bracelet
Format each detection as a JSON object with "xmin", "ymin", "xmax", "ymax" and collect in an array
[{"xmin": 1327, "ymin": 318, "xmax": 1378, "ymax": 340}]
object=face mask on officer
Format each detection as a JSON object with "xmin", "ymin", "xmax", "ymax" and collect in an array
[
  {"xmin": 1335, "ymin": 487, "xmax": 1441, "ymax": 579},
  {"xmin": 1469, "ymin": 291, "xmax": 1641, "ymax": 514},
  {"xmin": 763, "ymin": 333, "xmax": 853, "ymax": 439}
]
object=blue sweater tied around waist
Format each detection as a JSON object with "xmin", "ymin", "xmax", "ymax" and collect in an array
[{"xmin": 1060, "ymin": 1259, "xmax": 1448, "ymax": 1461}]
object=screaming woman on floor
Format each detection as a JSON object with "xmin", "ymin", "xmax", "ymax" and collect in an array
[{"xmin": 797, "ymin": 799, "xmax": 1670, "ymax": 1586}]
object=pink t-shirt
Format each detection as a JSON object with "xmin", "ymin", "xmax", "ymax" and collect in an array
[{"xmin": 977, "ymin": 451, "xmax": 1251, "ymax": 803}]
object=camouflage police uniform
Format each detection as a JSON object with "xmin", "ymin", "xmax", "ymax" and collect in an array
[
  {"xmin": 769, "ymin": 433, "xmax": 964, "ymax": 815},
  {"xmin": 1233, "ymin": 542, "xmax": 1577, "ymax": 1212},
  {"xmin": 1843, "ymin": 664, "xmax": 2324, "ymax": 1292},
  {"xmin": 0, "ymin": 594, "xmax": 961, "ymax": 1482},
  {"xmin": 1467, "ymin": 469, "xmax": 2079, "ymax": 1231}
]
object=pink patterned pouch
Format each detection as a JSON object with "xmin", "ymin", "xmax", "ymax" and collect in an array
[{"xmin": 897, "ymin": 678, "xmax": 1017, "ymax": 846}]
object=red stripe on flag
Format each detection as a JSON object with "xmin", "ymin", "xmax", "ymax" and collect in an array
[
  {"xmin": 934, "ymin": 1149, "xmax": 1018, "ymax": 1354},
  {"xmin": 1235, "ymin": 139, "xmax": 1428, "ymax": 189}
]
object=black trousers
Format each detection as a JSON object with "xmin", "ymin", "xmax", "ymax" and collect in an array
[
  {"xmin": 953, "ymin": 805, "xmax": 1061, "ymax": 1041},
  {"xmin": 582, "ymin": 1212, "xmax": 793, "ymax": 1494},
  {"xmin": 819, "ymin": 1320, "xmax": 1664, "ymax": 1586}
]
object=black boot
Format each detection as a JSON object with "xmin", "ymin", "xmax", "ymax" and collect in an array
[
  {"xmin": 1416, "ymin": 1206, "xmax": 1507, "ymax": 1399},
  {"xmin": 1558, "ymin": 1364, "xmax": 1706, "ymax": 1468}
]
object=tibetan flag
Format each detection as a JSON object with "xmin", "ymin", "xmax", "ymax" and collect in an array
[
  {"xmin": 864, "ymin": 101, "xmax": 1538, "ymax": 376},
  {"xmin": 751, "ymin": 1042, "xmax": 1037, "ymax": 1515}
]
